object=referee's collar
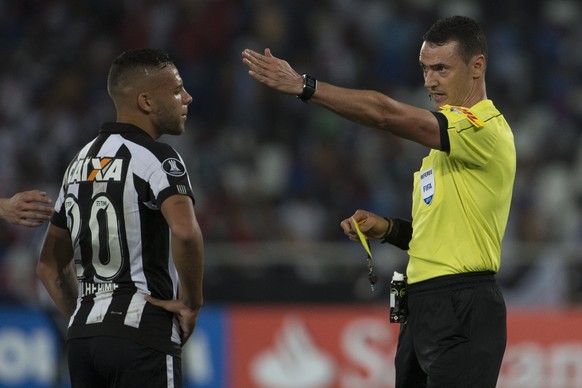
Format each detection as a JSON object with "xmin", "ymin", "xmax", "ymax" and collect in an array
[{"xmin": 99, "ymin": 122, "xmax": 151, "ymax": 137}]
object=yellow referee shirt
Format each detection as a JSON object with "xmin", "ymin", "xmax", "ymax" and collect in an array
[{"xmin": 406, "ymin": 99, "xmax": 516, "ymax": 284}]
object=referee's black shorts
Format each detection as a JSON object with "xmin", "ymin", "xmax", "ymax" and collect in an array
[
  {"xmin": 67, "ymin": 336, "xmax": 182, "ymax": 388},
  {"xmin": 395, "ymin": 271, "xmax": 506, "ymax": 388}
]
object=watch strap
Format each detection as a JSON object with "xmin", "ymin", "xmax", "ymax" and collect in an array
[{"xmin": 297, "ymin": 74, "xmax": 317, "ymax": 102}]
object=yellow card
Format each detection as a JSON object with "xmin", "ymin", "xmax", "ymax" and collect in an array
[{"xmin": 352, "ymin": 217, "xmax": 372, "ymax": 257}]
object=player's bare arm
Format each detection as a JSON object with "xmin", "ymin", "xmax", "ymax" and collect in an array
[
  {"xmin": 37, "ymin": 224, "xmax": 77, "ymax": 317},
  {"xmin": 242, "ymin": 48, "xmax": 442, "ymax": 149},
  {"xmin": 148, "ymin": 194, "xmax": 204, "ymax": 344},
  {"xmin": 0, "ymin": 190, "xmax": 53, "ymax": 227}
]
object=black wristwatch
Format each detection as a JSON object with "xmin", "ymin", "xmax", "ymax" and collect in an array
[{"xmin": 297, "ymin": 74, "xmax": 317, "ymax": 102}]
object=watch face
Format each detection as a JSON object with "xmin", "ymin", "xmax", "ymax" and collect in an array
[
  {"xmin": 305, "ymin": 76, "xmax": 316, "ymax": 89},
  {"xmin": 298, "ymin": 74, "xmax": 316, "ymax": 101}
]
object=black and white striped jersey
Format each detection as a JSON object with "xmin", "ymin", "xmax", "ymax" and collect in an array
[{"xmin": 51, "ymin": 122, "xmax": 195, "ymax": 356}]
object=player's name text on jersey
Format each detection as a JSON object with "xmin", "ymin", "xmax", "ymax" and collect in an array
[
  {"xmin": 67, "ymin": 157, "xmax": 124, "ymax": 184},
  {"xmin": 80, "ymin": 281, "xmax": 120, "ymax": 296}
]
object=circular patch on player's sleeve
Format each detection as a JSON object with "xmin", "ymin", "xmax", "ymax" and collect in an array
[{"xmin": 161, "ymin": 157, "xmax": 186, "ymax": 177}]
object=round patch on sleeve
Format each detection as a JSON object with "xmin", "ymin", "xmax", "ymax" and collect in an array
[{"xmin": 162, "ymin": 157, "xmax": 186, "ymax": 177}]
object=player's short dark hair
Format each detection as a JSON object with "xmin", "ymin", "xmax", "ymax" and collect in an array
[
  {"xmin": 423, "ymin": 16, "xmax": 488, "ymax": 64},
  {"xmin": 107, "ymin": 48, "xmax": 174, "ymax": 94}
]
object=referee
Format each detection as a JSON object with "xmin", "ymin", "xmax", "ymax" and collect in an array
[
  {"xmin": 243, "ymin": 16, "xmax": 515, "ymax": 387},
  {"xmin": 37, "ymin": 49, "xmax": 204, "ymax": 388}
]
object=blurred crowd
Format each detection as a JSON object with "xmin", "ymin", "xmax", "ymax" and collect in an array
[{"xmin": 1, "ymin": 0, "xmax": 582, "ymax": 305}]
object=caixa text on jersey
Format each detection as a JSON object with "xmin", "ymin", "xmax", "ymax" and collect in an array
[{"xmin": 66, "ymin": 157, "xmax": 124, "ymax": 184}]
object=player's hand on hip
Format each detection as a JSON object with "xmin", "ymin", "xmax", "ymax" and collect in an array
[{"xmin": 145, "ymin": 295, "xmax": 198, "ymax": 344}]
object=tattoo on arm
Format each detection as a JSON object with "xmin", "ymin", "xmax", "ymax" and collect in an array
[{"xmin": 57, "ymin": 263, "xmax": 78, "ymax": 317}]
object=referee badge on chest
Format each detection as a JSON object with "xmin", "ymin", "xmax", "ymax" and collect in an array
[{"xmin": 419, "ymin": 167, "xmax": 435, "ymax": 205}]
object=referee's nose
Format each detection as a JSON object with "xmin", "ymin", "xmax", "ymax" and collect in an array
[{"xmin": 423, "ymin": 69, "xmax": 438, "ymax": 90}]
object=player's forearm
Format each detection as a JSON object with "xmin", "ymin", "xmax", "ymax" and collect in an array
[
  {"xmin": 171, "ymin": 233, "xmax": 204, "ymax": 311},
  {"xmin": 37, "ymin": 260, "xmax": 78, "ymax": 317},
  {"xmin": 0, "ymin": 197, "xmax": 18, "ymax": 223},
  {"xmin": 37, "ymin": 224, "xmax": 77, "ymax": 316}
]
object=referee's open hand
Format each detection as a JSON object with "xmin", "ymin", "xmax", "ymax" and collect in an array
[
  {"xmin": 145, "ymin": 295, "xmax": 198, "ymax": 345},
  {"xmin": 242, "ymin": 48, "xmax": 304, "ymax": 96}
]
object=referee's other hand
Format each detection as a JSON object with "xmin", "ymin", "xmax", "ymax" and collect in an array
[{"xmin": 340, "ymin": 209, "xmax": 390, "ymax": 242}]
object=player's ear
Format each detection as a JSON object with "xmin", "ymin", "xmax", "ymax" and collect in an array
[{"xmin": 137, "ymin": 93, "xmax": 153, "ymax": 113}]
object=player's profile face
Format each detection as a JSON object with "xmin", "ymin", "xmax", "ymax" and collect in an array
[
  {"xmin": 149, "ymin": 66, "xmax": 193, "ymax": 137},
  {"xmin": 419, "ymin": 40, "xmax": 476, "ymax": 108}
]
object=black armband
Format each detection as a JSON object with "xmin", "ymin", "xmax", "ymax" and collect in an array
[
  {"xmin": 432, "ymin": 111, "xmax": 450, "ymax": 152},
  {"xmin": 380, "ymin": 217, "xmax": 412, "ymax": 250}
]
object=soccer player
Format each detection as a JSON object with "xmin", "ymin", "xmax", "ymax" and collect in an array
[
  {"xmin": 0, "ymin": 190, "xmax": 53, "ymax": 227},
  {"xmin": 242, "ymin": 15, "xmax": 515, "ymax": 387},
  {"xmin": 36, "ymin": 49, "xmax": 204, "ymax": 388}
]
